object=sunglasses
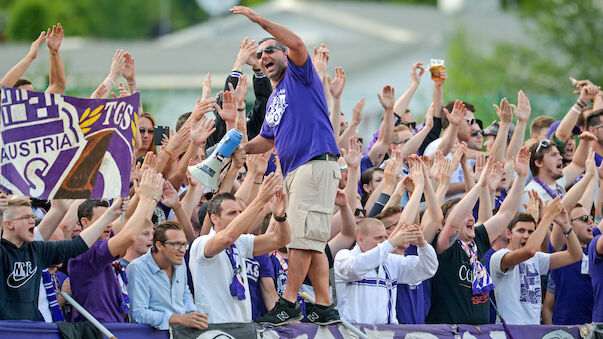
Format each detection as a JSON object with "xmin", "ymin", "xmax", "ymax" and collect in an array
[
  {"xmin": 536, "ymin": 139, "xmax": 552, "ymax": 154},
  {"xmin": 354, "ymin": 208, "xmax": 366, "ymax": 217},
  {"xmin": 393, "ymin": 138, "xmax": 411, "ymax": 145},
  {"xmin": 385, "ymin": 221, "xmax": 397, "ymax": 230},
  {"xmin": 465, "ymin": 118, "xmax": 476, "ymax": 126},
  {"xmin": 401, "ymin": 121, "xmax": 416, "ymax": 130},
  {"xmin": 256, "ymin": 45, "xmax": 283, "ymax": 59},
  {"xmin": 139, "ymin": 128, "xmax": 153, "ymax": 135},
  {"xmin": 355, "ymin": 137, "xmax": 363, "ymax": 145},
  {"xmin": 571, "ymin": 215, "xmax": 594, "ymax": 223},
  {"xmin": 471, "ymin": 130, "xmax": 484, "ymax": 137},
  {"xmin": 237, "ymin": 172, "xmax": 247, "ymax": 181}
]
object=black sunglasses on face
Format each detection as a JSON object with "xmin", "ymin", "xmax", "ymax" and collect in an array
[
  {"xmin": 139, "ymin": 128, "xmax": 153, "ymax": 134},
  {"xmin": 401, "ymin": 121, "xmax": 416, "ymax": 130},
  {"xmin": 471, "ymin": 130, "xmax": 484, "ymax": 137},
  {"xmin": 571, "ymin": 215, "xmax": 594, "ymax": 223},
  {"xmin": 256, "ymin": 45, "xmax": 282, "ymax": 59},
  {"xmin": 354, "ymin": 208, "xmax": 366, "ymax": 217}
]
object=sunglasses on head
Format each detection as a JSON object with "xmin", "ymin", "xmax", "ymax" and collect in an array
[
  {"xmin": 465, "ymin": 118, "xmax": 476, "ymax": 126},
  {"xmin": 256, "ymin": 45, "xmax": 283, "ymax": 59},
  {"xmin": 237, "ymin": 172, "xmax": 246, "ymax": 181},
  {"xmin": 571, "ymin": 215, "xmax": 594, "ymax": 223},
  {"xmin": 401, "ymin": 121, "xmax": 416, "ymax": 130},
  {"xmin": 471, "ymin": 130, "xmax": 484, "ymax": 137},
  {"xmin": 536, "ymin": 139, "xmax": 552, "ymax": 154},
  {"xmin": 354, "ymin": 208, "xmax": 366, "ymax": 217}
]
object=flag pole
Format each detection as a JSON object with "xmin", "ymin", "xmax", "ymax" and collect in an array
[{"xmin": 60, "ymin": 292, "xmax": 117, "ymax": 339}]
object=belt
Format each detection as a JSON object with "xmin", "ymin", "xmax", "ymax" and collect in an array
[{"xmin": 310, "ymin": 153, "xmax": 339, "ymax": 162}]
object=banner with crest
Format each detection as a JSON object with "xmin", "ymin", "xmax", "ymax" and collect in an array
[{"xmin": 0, "ymin": 87, "xmax": 139, "ymax": 199}]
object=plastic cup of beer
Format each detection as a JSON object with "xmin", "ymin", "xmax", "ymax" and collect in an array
[{"xmin": 429, "ymin": 59, "xmax": 445, "ymax": 80}]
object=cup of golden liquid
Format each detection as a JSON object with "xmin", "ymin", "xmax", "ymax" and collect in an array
[{"xmin": 429, "ymin": 59, "xmax": 445, "ymax": 80}]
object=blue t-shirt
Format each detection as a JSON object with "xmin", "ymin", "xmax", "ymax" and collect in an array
[
  {"xmin": 246, "ymin": 254, "xmax": 275, "ymax": 320},
  {"xmin": 548, "ymin": 241, "xmax": 593, "ymax": 325},
  {"xmin": 483, "ymin": 247, "xmax": 497, "ymax": 324},
  {"xmin": 260, "ymin": 54, "xmax": 339, "ymax": 177},
  {"xmin": 395, "ymin": 245, "xmax": 431, "ymax": 324},
  {"xmin": 589, "ymin": 234, "xmax": 603, "ymax": 322}
]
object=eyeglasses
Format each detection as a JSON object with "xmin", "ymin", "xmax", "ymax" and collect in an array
[
  {"xmin": 162, "ymin": 241, "xmax": 189, "ymax": 251},
  {"xmin": 354, "ymin": 208, "xmax": 366, "ymax": 217},
  {"xmin": 536, "ymin": 139, "xmax": 552, "ymax": 154},
  {"xmin": 393, "ymin": 138, "xmax": 410, "ymax": 145},
  {"xmin": 571, "ymin": 215, "xmax": 594, "ymax": 223},
  {"xmin": 401, "ymin": 121, "xmax": 416, "ymax": 130},
  {"xmin": 385, "ymin": 221, "xmax": 397, "ymax": 230},
  {"xmin": 256, "ymin": 45, "xmax": 283, "ymax": 59},
  {"xmin": 471, "ymin": 130, "xmax": 484, "ymax": 137},
  {"xmin": 593, "ymin": 123, "xmax": 603, "ymax": 130},
  {"xmin": 139, "ymin": 128, "xmax": 153, "ymax": 135},
  {"xmin": 237, "ymin": 172, "xmax": 247, "ymax": 181},
  {"xmin": 465, "ymin": 118, "xmax": 476, "ymax": 126},
  {"xmin": 10, "ymin": 214, "xmax": 35, "ymax": 221}
]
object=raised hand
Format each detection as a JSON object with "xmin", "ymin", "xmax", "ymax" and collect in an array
[
  {"xmin": 46, "ymin": 23, "xmax": 63, "ymax": 53},
  {"xmin": 28, "ymin": 31, "xmax": 47, "ymax": 60},
  {"xmin": 256, "ymin": 172, "xmax": 281, "ymax": 203},
  {"xmin": 438, "ymin": 157, "xmax": 453, "ymax": 186},
  {"xmin": 410, "ymin": 62, "xmax": 425, "ymax": 84},
  {"xmin": 312, "ymin": 43, "xmax": 330, "ymax": 79},
  {"xmin": 191, "ymin": 116, "xmax": 216, "ymax": 146},
  {"xmin": 230, "ymin": 6, "xmax": 263, "ymax": 23},
  {"xmin": 585, "ymin": 149, "xmax": 597, "ymax": 178},
  {"xmin": 488, "ymin": 161, "xmax": 505, "ymax": 193},
  {"xmin": 216, "ymin": 91, "xmax": 237, "ymax": 124},
  {"xmin": 451, "ymin": 142, "xmax": 467, "ymax": 171},
  {"xmin": 429, "ymin": 150, "xmax": 444, "ymax": 180},
  {"xmin": 165, "ymin": 125, "xmax": 191, "ymax": 156},
  {"xmin": 579, "ymin": 131, "xmax": 597, "ymax": 143},
  {"xmin": 328, "ymin": 67, "xmax": 346, "ymax": 99},
  {"xmin": 138, "ymin": 169, "xmax": 164, "ymax": 202},
  {"xmin": 105, "ymin": 198, "xmax": 128, "ymax": 221},
  {"xmin": 342, "ymin": 137, "xmax": 362, "ymax": 169},
  {"xmin": 377, "ymin": 85, "xmax": 395, "ymax": 110},
  {"xmin": 493, "ymin": 97, "xmax": 513, "ymax": 124},
  {"xmin": 246, "ymin": 151, "xmax": 271, "ymax": 176},
  {"xmin": 473, "ymin": 152, "xmax": 487, "ymax": 182},
  {"xmin": 201, "ymin": 73, "xmax": 212, "ymax": 100},
  {"xmin": 513, "ymin": 146, "xmax": 530, "ymax": 177},
  {"xmin": 351, "ymin": 97, "xmax": 365, "ymax": 126},
  {"xmin": 235, "ymin": 37, "xmax": 259, "ymax": 69},
  {"xmin": 269, "ymin": 187, "xmax": 287, "ymax": 218},
  {"xmin": 334, "ymin": 189, "xmax": 348, "ymax": 208},
  {"xmin": 514, "ymin": 90, "xmax": 531, "ymax": 122},
  {"xmin": 109, "ymin": 49, "xmax": 126, "ymax": 83},
  {"xmin": 121, "ymin": 52, "xmax": 136, "ymax": 83},
  {"xmin": 433, "ymin": 66, "xmax": 447, "ymax": 87},
  {"xmin": 408, "ymin": 155, "xmax": 425, "ymax": 188},
  {"xmin": 524, "ymin": 190, "xmax": 543, "ymax": 223},
  {"xmin": 191, "ymin": 97, "xmax": 218, "ymax": 121},
  {"xmin": 424, "ymin": 103, "xmax": 435, "ymax": 130},
  {"xmin": 579, "ymin": 84, "xmax": 600, "ymax": 103},
  {"xmin": 160, "ymin": 180, "xmax": 181, "ymax": 208},
  {"xmin": 443, "ymin": 100, "xmax": 466, "ymax": 127}
]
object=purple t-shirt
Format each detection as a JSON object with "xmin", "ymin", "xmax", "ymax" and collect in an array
[
  {"xmin": 260, "ymin": 54, "xmax": 339, "ymax": 177},
  {"xmin": 548, "ymin": 241, "xmax": 593, "ymax": 324},
  {"xmin": 589, "ymin": 234, "xmax": 603, "ymax": 322},
  {"xmin": 246, "ymin": 254, "xmax": 275, "ymax": 320},
  {"xmin": 68, "ymin": 239, "xmax": 124, "ymax": 323},
  {"xmin": 395, "ymin": 245, "xmax": 431, "ymax": 324}
]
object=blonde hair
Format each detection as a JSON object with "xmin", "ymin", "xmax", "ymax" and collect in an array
[{"xmin": 6, "ymin": 195, "xmax": 31, "ymax": 220}]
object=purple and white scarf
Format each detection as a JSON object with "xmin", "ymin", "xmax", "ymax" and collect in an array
[{"xmin": 457, "ymin": 238, "xmax": 494, "ymax": 295}]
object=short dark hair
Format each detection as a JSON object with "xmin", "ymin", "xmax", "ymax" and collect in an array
[
  {"xmin": 14, "ymin": 79, "xmax": 32, "ymax": 88},
  {"xmin": 152, "ymin": 221, "xmax": 183, "ymax": 253},
  {"xmin": 176, "ymin": 112, "xmax": 192, "ymax": 132},
  {"xmin": 529, "ymin": 139, "xmax": 558, "ymax": 176},
  {"xmin": 258, "ymin": 37, "xmax": 288, "ymax": 52},
  {"xmin": 442, "ymin": 100, "xmax": 476, "ymax": 129},
  {"xmin": 441, "ymin": 198, "xmax": 462, "ymax": 221},
  {"xmin": 507, "ymin": 213, "xmax": 535, "ymax": 231},
  {"xmin": 586, "ymin": 109, "xmax": 603, "ymax": 129},
  {"xmin": 78, "ymin": 200, "xmax": 110, "ymax": 223},
  {"xmin": 206, "ymin": 193, "xmax": 237, "ymax": 225},
  {"xmin": 374, "ymin": 206, "xmax": 402, "ymax": 221}
]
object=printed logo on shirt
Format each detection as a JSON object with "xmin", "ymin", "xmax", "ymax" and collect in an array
[
  {"xmin": 7, "ymin": 261, "xmax": 37, "ymax": 288},
  {"xmin": 266, "ymin": 89, "xmax": 287, "ymax": 127},
  {"xmin": 458, "ymin": 263, "xmax": 473, "ymax": 285},
  {"xmin": 519, "ymin": 262, "xmax": 541, "ymax": 304},
  {"xmin": 245, "ymin": 258, "xmax": 260, "ymax": 283}
]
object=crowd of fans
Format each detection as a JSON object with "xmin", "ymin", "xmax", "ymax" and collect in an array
[{"xmin": 1, "ymin": 6, "xmax": 602, "ymax": 332}]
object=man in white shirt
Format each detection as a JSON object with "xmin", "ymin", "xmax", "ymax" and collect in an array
[
  {"xmin": 490, "ymin": 199, "xmax": 582, "ymax": 324},
  {"xmin": 189, "ymin": 173, "xmax": 290, "ymax": 324},
  {"xmin": 334, "ymin": 218, "xmax": 437, "ymax": 324}
]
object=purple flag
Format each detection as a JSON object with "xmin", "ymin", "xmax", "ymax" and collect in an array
[{"xmin": 0, "ymin": 87, "xmax": 139, "ymax": 199}]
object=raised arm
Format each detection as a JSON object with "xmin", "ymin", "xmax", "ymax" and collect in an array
[
  {"xmin": 253, "ymin": 185, "xmax": 291, "ymax": 256},
  {"xmin": 1, "ymin": 31, "xmax": 46, "ymax": 87},
  {"xmin": 328, "ymin": 67, "xmax": 345, "ymax": 139},
  {"xmin": 235, "ymin": 151, "xmax": 270, "ymax": 205},
  {"xmin": 342, "ymin": 137, "xmax": 362, "ymax": 208},
  {"xmin": 556, "ymin": 84, "xmax": 599, "ymax": 143},
  {"xmin": 328, "ymin": 190, "xmax": 357, "ymax": 255},
  {"xmin": 399, "ymin": 156, "xmax": 424, "ymax": 225},
  {"xmin": 161, "ymin": 181, "xmax": 195, "ymax": 243},
  {"xmin": 36, "ymin": 199, "xmax": 71, "ymax": 240},
  {"xmin": 368, "ymin": 85, "xmax": 395, "ymax": 167},
  {"xmin": 401, "ymin": 105, "xmax": 434, "ymax": 159},
  {"xmin": 505, "ymin": 90, "xmax": 530, "ymax": 186},
  {"xmin": 338, "ymin": 98, "xmax": 364, "ymax": 149},
  {"xmin": 562, "ymin": 132, "xmax": 593, "ymax": 185},
  {"xmin": 90, "ymin": 49, "xmax": 125, "ymax": 99},
  {"xmin": 490, "ymin": 98, "xmax": 512, "ymax": 164},
  {"xmin": 549, "ymin": 206, "xmax": 583, "ymax": 270},
  {"xmin": 45, "ymin": 23, "xmax": 66, "ymax": 94},
  {"xmin": 421, "ymin": 157, "xmax": 444, "ymax": 244},
  {"xmin": 393, "ymin": 62, "xmax": 423, "ymax": 116},
  {"xmin": 203, "ymin": 172, "xmax": 280, "ymax": 258},
  {"xmin": 79, "ymin": 198, "xmax": 127, "ymax": 247},
  {"xmin": 230, "ymin": 6, "xmax": 307, "ymax": 66},
  {"xmin": 483, "ymin": 146, "xmax": 530, "ymax": 242},
  {"xmin": 435, "ymin": 100, "xmax": 465, "ymax": 157}
]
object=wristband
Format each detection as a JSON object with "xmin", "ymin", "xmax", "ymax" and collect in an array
[
  {"xmin": 163, "ymin": 148, "xmax": 174, "ymax": 158},
  {"xmin": 571, "ymin": 106, "xmax": 582, "ymax": 114},
  {"xmin": 563, "ymin": 227, "xmax": 573, "ymax": 236},
  {"xmin": 106, "ymin": 77, "xmax": 116, "ymax": 86},
  {"xmin": 237, "ymin": 108, "xmax": 245, "ymax": 112},
  {"xmin": 274, "ymin": 213, "xmax": 287, "ymax": 222},
  {"xmin": 253, "ymin": 181, "xmax": 262, "ymax": 185},
  {"xmin": 127, "ymin": 81, "xmax": 137, "ymax": 85},
  {"xmin": 576, "ymin": 99, "xmax": 586, "ymax": 108}
]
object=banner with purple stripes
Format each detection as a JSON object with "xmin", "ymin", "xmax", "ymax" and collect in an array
[{"xmin": 0, "ymin": 87, "xmax": 139, "ymax": 199}]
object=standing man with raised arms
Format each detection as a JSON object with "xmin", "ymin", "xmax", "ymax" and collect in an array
[{"xmin": 231, "ymin": 5, "xmax": 345, "ymax": 325}]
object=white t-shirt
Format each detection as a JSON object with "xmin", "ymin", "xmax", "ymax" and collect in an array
[
  {"xmin": 189, "ymin": 229, "xmax": 255, "ymax": 323},
  {"xmin": 520, "ymin": 176, "xmax": 567, "ymax": 212},
  {"xmin": 490, "ymin": 248, "xmax": 551, "ymax": 325}
]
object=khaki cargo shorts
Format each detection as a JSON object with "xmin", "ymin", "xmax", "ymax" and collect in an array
[{"xmin": 284, "ymin": 159, "xmax": 341, "ymax": 252}]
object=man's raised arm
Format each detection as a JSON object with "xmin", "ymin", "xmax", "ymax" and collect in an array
[
  {"xmin": 1, "ymin": 31, "xmax": 46, "ymax": 87},
  {"xmin": 231, "ymin": 6, "xmax": 307, "ymax": 66},
  {"xmin": 45, "ymin": 23, "xmax": 66, "ymax": 94}
]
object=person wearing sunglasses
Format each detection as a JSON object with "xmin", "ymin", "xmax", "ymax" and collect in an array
[
  {"xmin": 127, "ymin": 221, "xmax": 207, "ymax": 330},
  {"xmin": 232, "ymin": 6, "xmax": 342, "ymax": 326},
  {"xmin": 546, "ymin": 204, "xmax": 602, "ymax": 325}
]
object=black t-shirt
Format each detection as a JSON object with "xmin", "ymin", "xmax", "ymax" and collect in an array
[{"xmin": 427, "ymin": 225, "xmax": 491, "ymax": 324}]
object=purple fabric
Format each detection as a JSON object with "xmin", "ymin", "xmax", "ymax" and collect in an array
[
  {"xmin": 588, "ymin": 234, "xmax": 603, "ymax": 322},
  {"xmin": 260, "ymin": 54, "xmax": 339, "ymax": 177},
  {"xmin": 395, "ymin": 245, "xmax": 431, "ymax": 324},
  {"xmin": 246, "ymin": 254, "xmax": 275, "ymax": 320},
  {"xmin": 548, "ymin": 241, "xmax": 593, "ymax": 324},
  {"xmin": 0, "ymin": 87, "xmax": 138, "ymax": 199},
  {"xmin": 68, "ymin": 239, "xmax": 124, "ymax": 323}
]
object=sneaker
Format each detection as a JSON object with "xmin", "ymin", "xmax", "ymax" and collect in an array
[
  {"xmin": 256, "ymin": 297, "xmax": 303, "ymax": 326},
  {"xmin": 303, "ymin": 302, "xmax": 342, "ymax": 326}
]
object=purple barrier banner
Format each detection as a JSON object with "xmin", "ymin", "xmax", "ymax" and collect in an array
[{"xmin": 0, "ymin": 87, "xmax": 139, "ymax": 199}]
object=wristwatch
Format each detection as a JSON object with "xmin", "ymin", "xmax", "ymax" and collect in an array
[{"xmin": 274, "ymin": 213, "xmax": 287, "ymax": 222}]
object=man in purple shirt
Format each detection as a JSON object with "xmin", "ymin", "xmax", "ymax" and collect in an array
[
  {"xmin": 232, "ymin": 5, "xmax": 341, "ymax": 325},
  {"xmin": 589, "ymin": 233, "xmax": 603, "ymax": 322},
  {"xmin": 68, "ymin": 170, "xmax": 163, "ymax": 323}
]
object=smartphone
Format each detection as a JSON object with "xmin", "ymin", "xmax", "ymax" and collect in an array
[{"xmin": 153, "ymin": 126, "xmax": 169, "ymax": 145}]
